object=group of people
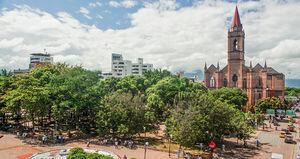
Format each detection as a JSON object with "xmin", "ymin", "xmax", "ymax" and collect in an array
[
  {"xmin": 100, "ymin": 138, "xmax": 135, "ymax": 149},
  {"xmin": 55, "ymin": 134, "xmax": 64, "ymax": 143},
  {"xmin": 42, "ymin": 134, "xmax": 64, "ymax": 144},
  {"xmin": 16, "ymin": 131, "xmax": 29, "ymax": 138}
]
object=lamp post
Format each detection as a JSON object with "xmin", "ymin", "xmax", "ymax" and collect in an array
[
  {"xmin": 168, "ymin": 134, "xmax": 172, "ymax": 157},
  {"xmin": 144, "ymin": 141, "xmax": 149, "ymax": 159},
  {"xmin": 143, "ymin": 126, "xmax": 146, "ymax": 138}
]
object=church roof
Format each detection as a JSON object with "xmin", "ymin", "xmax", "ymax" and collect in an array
[
  {"xmin": 251, "ymin": 63, "xmax": 281, "ymax": 74},
  {"xmin": 206, "ymin": 64, "xmax": 218, "ymax": 72},
  {"xmin": 252, "ymin": 63, "xmax": 264, "ymax": 72},
  {"xmin": 220, "ymin": 65, "xmax": 228, "ymax": 73},
  {"xmin": 266, "ymin": 67, "xmax": 280, "ymax": 74},
  {"xmin": 232, "ymin": 6, "xmax": 242, "ymax": 28}
]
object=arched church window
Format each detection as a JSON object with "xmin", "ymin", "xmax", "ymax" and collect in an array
[
  {"xmin": 258, "ymin": 77, "xmax": 262, "ymax": 87},
  {"xmin": 210, "ymin": 77, "xmax": 215, "ymax": 88},
  {"xmin": 232, "ymin": 74, "xmax": 238, "ymax": 87},
  {"xmin": 243, "ymin": 78, "xmax": 247, "ymax": 89},
  {"xmin": 233, "ymin": 39, "xmax": 238, "ymax": 51},
  {"xmin": 223, "ymin": 78, "xmax": 227, "ymax": 87}
]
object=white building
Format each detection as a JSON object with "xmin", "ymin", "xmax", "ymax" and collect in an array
[
  {"xmin": 29, "ymin": 53, "xmax": 53, "ymax": 69},
  {"xmin": 13, "ymin": 52, "xmax": 54, "ymax": 75},
  {"xmin": 103, "ymin": 53, "xmax": 153, "ymax": 78}
]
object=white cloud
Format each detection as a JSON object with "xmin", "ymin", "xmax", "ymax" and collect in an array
[
  {"xmin": 79, "ymin": 7, "xmax": 91, "ymax": 19},
  {"xmin": 109, "ymin": 0, "xmax": 138, "ymax": 8},
  {"xmin": 79, "ymin": 7, "xmax": 89, "ymax": 15},
  {"xmin": 97, "ymin": 15, "xmax": 104, "ymax": 19},
  {"xmin": 0, "ymin": 38, "xmax": 24, "ymax": 48},
  {"xmin": 89, "ymin": 2, "xmax": 102, "ymax": 8},
  {"xmin": 122, "ymin": 0, "xmax": 138, "ymax": 8},
  {"xmin": 1, "ymin": 0, "xmax": 300, "ymax": 79},
  {"xmin": 144, "ymin": 0, "xmax": 180, "ymax": 11},
  {"xmin": 109, "ymin": 1, "xmax": 121, "ymax": 8}
]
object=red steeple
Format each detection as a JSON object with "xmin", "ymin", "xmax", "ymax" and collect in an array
[{"xmin": 231, "ymin": 6, "xmax": 242, "ymax": 27}]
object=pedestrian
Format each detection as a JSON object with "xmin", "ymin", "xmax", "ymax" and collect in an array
[
  {"xmin": 87, "ymin": 141, "xmax": 90, "ymax": 147},
  {"xmin": 222, "ymin": 144, "xmax": 225, "ymax": 151},
  {"xmin": 115, "ymin": 140, "xmax": 118, "ymax": 149},
  {"xmin": 123, "ymin": 155, "xmax": 127, "ymax": 159},
  {"xmin": 199, "ymin": 143, "xmax": 203, "ymax": 150},
  {"xmin": 256, "ymin": 139, "xmax": 260, "ymax": 148},
  {"xmin": 60, "ymin": 135, "xmax": 64, "ymax": 143}
]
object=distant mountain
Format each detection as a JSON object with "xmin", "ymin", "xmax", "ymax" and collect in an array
[
  {"xmin": 286, "ymin": 79, "xmax": 300, "ymax": 88},
  {"xmin": 183, "ymin": 69, "xmax": 204, "ymax": 80}
]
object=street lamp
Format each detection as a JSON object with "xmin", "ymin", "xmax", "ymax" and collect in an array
[
  {"xmin": 144, "ymin": 141, "xmax": 149, "ymax": 159},
  {"xmin": 168, "ymin": 134, "xmax": 172, "ymax": 158},
  {"xmin": 143, "ymin": 126, "xmax": 146, "ymax": 138}
]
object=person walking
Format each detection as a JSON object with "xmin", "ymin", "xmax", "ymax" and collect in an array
[
  {"xmin": 123, "ymin": 155, "xmax": 127, "ymax": 159},
  {"xmin": 114, "ymin": 139, "xmax": 118, "ymax": 149}
]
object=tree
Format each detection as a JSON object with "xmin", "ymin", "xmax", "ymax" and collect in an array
[
  {"xmin": 255, "ymin": 97, "xmax": 284, "ymax": 114},
  {"xmin": 50, "ymin": 65, "xmax": 100, "ymax": 133},
  {"xmin": 67, "ymin": 147, "xmax": 114, "ymax": 159},
  {"xmin": 96, "ymin": 92, "xmax": 156, "ymax": 138},
  {"xmin": 146, "ymin": 77, "xmax": 188, "ymax": 120},
  {"xmin": 285, "ymin": 87, "xmax": 300, "ymax": 97},
  {"xmin": 166, "ymin": 93, "xmax": 254, "ymax": 147},
  {"xmin": 143, "ymin": 69, "xmax": 173, "ymax": 86},
  {"xmin": 209, "ymin": 87, "xmax": 247, "ymax": 110}
]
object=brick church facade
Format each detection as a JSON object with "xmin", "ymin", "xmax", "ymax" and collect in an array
[{"xmin": 204, "ymin": 6, "xmax": 285, "ymax": 106}]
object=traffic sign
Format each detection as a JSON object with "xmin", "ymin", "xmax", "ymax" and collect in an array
[{"xmin": 208, "ymin": 140, "xmax": 216, "ymax": 149}]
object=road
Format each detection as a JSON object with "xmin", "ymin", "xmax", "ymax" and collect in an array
[{"xmin": 255, "ymin": 117, "xmax": 299, "ymax": 159}]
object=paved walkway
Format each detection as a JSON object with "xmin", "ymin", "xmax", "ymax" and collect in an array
[{"xmin": 0, "ymin": 133, "xmax": 178, "ymax": 159}]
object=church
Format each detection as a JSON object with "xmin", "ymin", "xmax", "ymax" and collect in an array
[{"xmin": 204, "ymin": 6, "xmax": 285, "ymax": 106}]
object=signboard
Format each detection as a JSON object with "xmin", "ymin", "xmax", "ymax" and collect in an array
[
  {"xmin": 266, "ymin": 109, "xmax": 275, "ymax": 116},
  {"xmin": 276, "ymin": 109, "xmax": 285, "ymax": 116},
  {"xmin": 208, "ymin": 140, "xmax": 216, "ymax": 149},
  {"xmin": 286, "ymin": 110, "xmax": 296, "ymax": 117}
]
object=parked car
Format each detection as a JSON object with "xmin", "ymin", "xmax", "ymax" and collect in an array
[
  {"xmin": 279, "ymin": 132, "xmax": 286, "ymax": 138},
  {"xmin": 284, "ymin": 135, "xmax": 293, "ymax": 143},
  {"xmin": 288, "ymin": 124, "xmax": 295, "ymax": 132},
  {"xmin": 271, "ymin": 153, "xmax": 283, "ymax": 159}
]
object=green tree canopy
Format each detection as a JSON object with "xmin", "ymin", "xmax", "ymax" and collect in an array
[
  {"xmin": 209, "ymin": 87, "xmax": 247, "ymax": 109},
  {"xmin": 255, "ymin": 97, "xmax": 284, "ymax": 114},
  {"xmin": 96, "ymin": 92, "xmax": 156, "ymax": 138},
  {"xmin": 166, "ymin": 93, "xmax": 254, "ymax": 147}
]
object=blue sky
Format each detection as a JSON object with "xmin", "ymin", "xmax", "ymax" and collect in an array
[{"xmin": 0, "ymin": 0, "xmax": 299, "ymax": 78}]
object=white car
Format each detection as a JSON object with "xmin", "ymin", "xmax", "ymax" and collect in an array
[{"xmin": 271, "ymin": 153, "xmax": 283, "ymax": 159}]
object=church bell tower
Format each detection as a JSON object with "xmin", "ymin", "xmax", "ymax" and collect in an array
[{"xmin": 227, "ymin": 6, "xmax": 245, "ymax": 88}]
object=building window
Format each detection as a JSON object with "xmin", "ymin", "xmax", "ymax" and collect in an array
[
  {"xmin": 210, "ymin": 77, "xmax": 215, "ymax": 88},
  {"xmin": 243, "ymin": 78, "xmax": 247, "ymax": 89},
  {"xmin": 233, "ymin": 39, "xmax": 238, "ymax": 51},
  {"xmin": 232, "ymin": 74, "xmax": 238, "ymax": 87},
  {"xmin": 258, "ymin": 77, "xmax": 262, "ymax": 87},
  {"xmin": 223, "ymin": 78, "xmax": 227, "ymax": 87}
]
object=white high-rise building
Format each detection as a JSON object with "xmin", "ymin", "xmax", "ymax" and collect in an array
[
  {"xmin": 102, "ymin": 53, "xmax": 153, "ymax": 78},
  {"xmin": 29, "ymin": 53, "xmax": 53, "ymax": 69}
]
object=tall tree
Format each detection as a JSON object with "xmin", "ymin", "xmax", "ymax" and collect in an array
[
  {"xmin": 96, "ymin": 92, "xmax": 156, "ymax": 138},
  {"xmin": 209, "ymin": 87, "xmax": 247, "ymax": 109}
]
